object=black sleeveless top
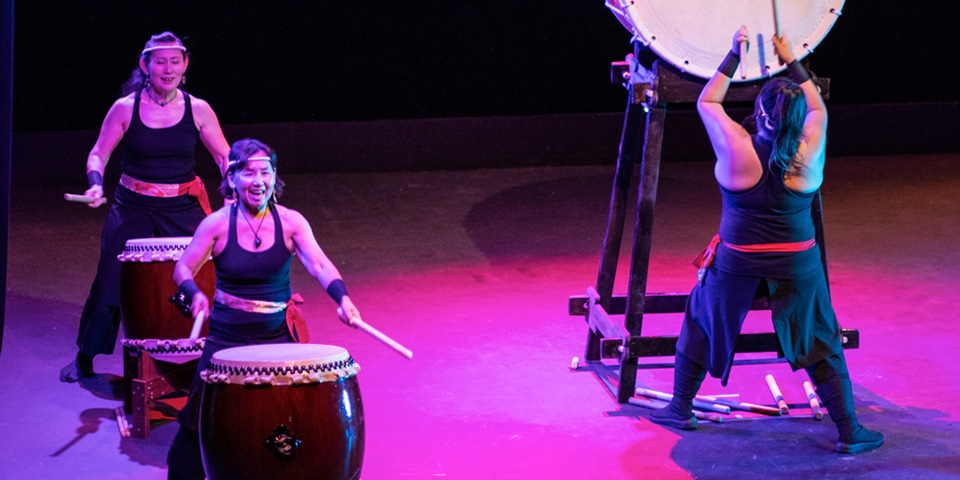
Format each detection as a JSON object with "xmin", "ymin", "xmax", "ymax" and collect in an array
[
  {"xmin": 714, "ymin": 136, "xmax": 820, "ymax": 277},
  {"xmin": 119, "ymin": 89, "xmax": 199, "ymax": 184},
  {"xmin": 213, "ymin": 204, "xmax": 293, "ymax": 303}
]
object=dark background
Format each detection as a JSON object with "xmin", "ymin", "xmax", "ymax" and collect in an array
[{"xmin": 11, "ymin": 1, "xmax": 958, "ymax": 132}]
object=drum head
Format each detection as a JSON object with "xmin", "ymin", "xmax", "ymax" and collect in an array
[
  {"xmin": 205, "ymin": 344, "xmax": 358, "ymax": 385},
  {"xmin": 607, "ymin": 0, "xmax": 845, "ymax": 81},
  {"xmin": 213, "ymin": 343, "xmax": 349, "ymax": 364},
  {"xmin": 119, "ymin": 236, "xmax": 194, "ymax": 262}
]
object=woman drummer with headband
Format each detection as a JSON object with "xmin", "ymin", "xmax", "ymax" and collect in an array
[
  {"xmin": 165, "ymin": 138, "xmax": 361, "ymax": 478},
  {"xmin": 649, "ymin": 27, "xmax": 883, "ymax": 454},
  {"xmin": 60, "ymin": 32, "xmax": 230, "ymax": 383}
]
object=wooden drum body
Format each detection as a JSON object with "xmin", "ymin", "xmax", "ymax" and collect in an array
[
  {"xmin": 118, "ymin": 237, "xmax": 215, "ymax": 357},
  {"xmin": 199, "ymin": 344, "xmax": 365, "ymax": 480}
]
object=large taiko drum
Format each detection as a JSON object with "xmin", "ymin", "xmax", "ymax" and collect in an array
[
  {"xmin": 118, "ymin": 237, "xmax": 215, "ymax": 361},
  {"xmin": 605, "ymin": 0, "xmax": 845, "ymax": 81},
  {"xmin": 199, "ymin": 344, "xmax": 365, "ymax": 480}
]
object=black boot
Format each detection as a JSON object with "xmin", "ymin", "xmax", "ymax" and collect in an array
[
  {"xmin": 649, "ymin": 352, "xmax": 707, "ymax": 430},
  {"xmin": 59, "ymin": 353, "xmax": 94, "ymax": 383},
  {"xmin": 806, "ymin": 355, "xmax": 883, "ymax": 454}
]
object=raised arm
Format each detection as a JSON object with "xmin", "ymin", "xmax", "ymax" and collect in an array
[
  {"xmin": 773, "ymin": 35, "xmax": 828, "ymax": 192},
  {"xmin": 697, "ymin": 26, "xmax": 761, "ymax": 191},
  {"xmin": 192, "ymin": 96, "xmax": 231, "ymax": 177}
]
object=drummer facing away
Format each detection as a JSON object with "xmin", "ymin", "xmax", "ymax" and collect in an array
[
  {"xmin": 166, "ymin": 138, "xmax": 361, "ymax": 478},
  {"xmin": 648, "ymin": 27, "xmax": 883, "ymax": 454}
]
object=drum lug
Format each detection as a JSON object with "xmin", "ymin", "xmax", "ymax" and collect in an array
[{"xmin": 264, "ymin": 424, "xmax": 302, "ymax": 459}]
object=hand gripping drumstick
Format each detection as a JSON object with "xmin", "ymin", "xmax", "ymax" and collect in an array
[
  {"xmin": 765, "ymin": 374, "xmax": 790, "ymax": 414},
  {"xmin": 803, "ymin": 381, "xmax": 824, "ymax": 419},
  {"xmin": 340, "ymin": 308, "xmax": 413, "ymax": 360},
  {"xmin": 189, "ymin": 310, "xmax": 206, "ymax": 340},
  {"xmin": 64, "ymin": 193, "xmax": 107, "ymax": 207},
  {"xmin": 772, "ymin": 0, "xmax": 785, "ymax": 66}
]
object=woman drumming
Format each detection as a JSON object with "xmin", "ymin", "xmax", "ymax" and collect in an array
[
  {"xmin": 165, "ymin": 138, "xmax": 361, "ymax": 478},
  {"xmin": 649, "ymin": 27, "xmax": 883, "ymax": 455},
  {"xmin": 60, "ymin": 32, "xmax": 230, "ymax": 382}
]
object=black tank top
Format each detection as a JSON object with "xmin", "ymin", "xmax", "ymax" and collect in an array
[
  {"xmin": 714, "ymin": 136, "xmax": 820, "ymax": 277},
  {"xmin": 119, "ymin": 89, "xmax": 199, "ymax": 184},
  {"xmin": 213, "ymin": 204, "xmax": 293, "ymax": 303}
]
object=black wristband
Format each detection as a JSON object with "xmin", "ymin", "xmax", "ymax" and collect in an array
[
  {"xmin": 786, "ymin": 60, "xmax": 811, "ymax": 84},
  {"xmin": 717, "ymin": 50, "xmax": 740, "ymax": 78},
  {"xmin": 87, "ymin": 171, "xmax": 103, "ymax": 188},
  {"xmin": 178, "ymin": 279, "xmax": 202, "ymax": 305},
  {"xmin": 326, "ymin": 279, "xmax": 349, "ymax": 304}
]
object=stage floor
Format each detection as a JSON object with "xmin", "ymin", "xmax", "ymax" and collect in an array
[{"xmin": 2, "ymin": 153, "xmax": 959, "ymax": 479}]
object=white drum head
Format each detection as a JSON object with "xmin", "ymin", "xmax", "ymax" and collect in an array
[
  {"xmin": 607, "ymin": 0, "xmax": 844, "ymax": 81},
  {"xmin": 203, "ymin": 344, "xmax": 359, "ymax": 386},
  {"xmin": 118, "ymin": 236, "xmax": 194, "ymax": 262}
]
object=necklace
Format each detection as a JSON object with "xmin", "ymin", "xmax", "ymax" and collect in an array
[
  {"xmin": 146, "ymin": 88, "xmax": 176, "ymax": 107},
  {"xmin": 239, "ymin": 205, "xmax": 269, "ymax": 249}
]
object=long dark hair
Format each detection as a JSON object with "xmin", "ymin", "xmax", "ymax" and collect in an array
[
  {"xmin": 120, "ymin": 31, "xmax": 189, "ymax": 96},
  {"xmin": 741, "ymin": 77, "xmax": 806, "ymax": 171},
  {"xmin": 219, "ymin": 138, "xmax": 286, "ymax": 201}
]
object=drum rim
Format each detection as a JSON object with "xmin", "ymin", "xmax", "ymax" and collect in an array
[
  {"xmin": 122, "ymin": 236, "xmax": 194, "ymax": 247},
  {"xmin": 202, "ymin": 344, "xmax": 360, "ymax": 386},
  {"xmin": 611, "ymin": 0, "xmax": 846, "ymax": 81}
]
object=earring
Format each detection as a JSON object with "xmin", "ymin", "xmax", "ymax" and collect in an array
[
  {"xmin": 181, "ymin": 75, "xmax": 187, "ymax": 86},
  {"xmin": 144, "ymin": 75, "xmax": 151, "ymax": 90}
]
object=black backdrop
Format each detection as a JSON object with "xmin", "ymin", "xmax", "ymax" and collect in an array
[{"xmin": 11, "ymin": 1, "xmax": 959, "ymax": 132}]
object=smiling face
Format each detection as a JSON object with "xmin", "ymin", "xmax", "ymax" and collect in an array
[
  {"xmin": 140, "ymin": 45, "xmax": 188, "ymax": 94},
  {"xmin": 228, "ymin": 152, "xmax": 276, "ymax": 211}
]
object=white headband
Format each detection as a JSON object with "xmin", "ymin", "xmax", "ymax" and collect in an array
[
  {"xmin": 227, "ymin": 155, "xmax": 274, "ymax": 169},
  {"xmin": 142, "ymin": 45, "xmax": 187, "ymax": 55}
]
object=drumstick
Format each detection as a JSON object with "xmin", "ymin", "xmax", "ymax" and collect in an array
[
  {"xmin": 765, "ymin": 374, "xmax": 789, "ymax": 414},
  {"xmin": 803, "ymin": 381, "xmax": 824, "ymax": 419},
  {"xmin": 189, "ymin": 310, "xmax": 206, "ymax": 340},
  {"xmin": 773, "ymin": 0, "xmax": 782, "ymax": 37},
  {"xmin": 347, "ymin": 313, "xmax": 413, "ymax": 360},
  {"xmin": 697, "ymin": 395, "xmax": 783, "ymax": 416},
  {"xmin": 739, "ymin": 39, "xmax": 747, "ymax": 79},
  {"xmin": 64, "ymin": 193, "xmax": 107, "ymax": 207},
  {"xmin": 772, "ymin": 0, "xmax": 785, "ymax": 66},
  {"xmin": 635, "ymin": 387, "xmax": 731, "ymax": 414},
  {"xmin": 627, "ymin": 397, "xmax": 724, "ymax": 424}
]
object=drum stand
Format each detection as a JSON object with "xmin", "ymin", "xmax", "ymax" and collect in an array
[
  {"xmin": 123, "ymin": 346, "xmax": 198, "ymax": 438},
  {"xmin": 568, "ymin": 48, "xmax": 859, "ymax": 404}
]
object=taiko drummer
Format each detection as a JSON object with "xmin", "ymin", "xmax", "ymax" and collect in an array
[
  {"xmin": 61, "ymin": 31, "xmax": 231, "ymax": 383},
  {"xmin": 166, "ymin": 138, "xmax": 361, "ymax": 479}
]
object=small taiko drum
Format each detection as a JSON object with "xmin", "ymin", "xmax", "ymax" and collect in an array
[
  {"xmin": 199, "ymin": 344, "xmax": 365, "ymax": 480},
  {"xmin": 118, "ymin": 237, "xmax": 215, "ymax": 362}
]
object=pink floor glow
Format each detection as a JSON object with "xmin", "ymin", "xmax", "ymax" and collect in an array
[{"xmin": 2, "ymin": 155, "xmax": 959, "ymax": 479}]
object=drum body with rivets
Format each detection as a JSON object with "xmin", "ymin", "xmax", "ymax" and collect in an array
[
  {"xmin": 199, "ymin": 343, "xmax": 365, "ymax": 480},
  {"xmin": 118, "ymin": 237, "xmax": 214, "ymax": 359}
]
